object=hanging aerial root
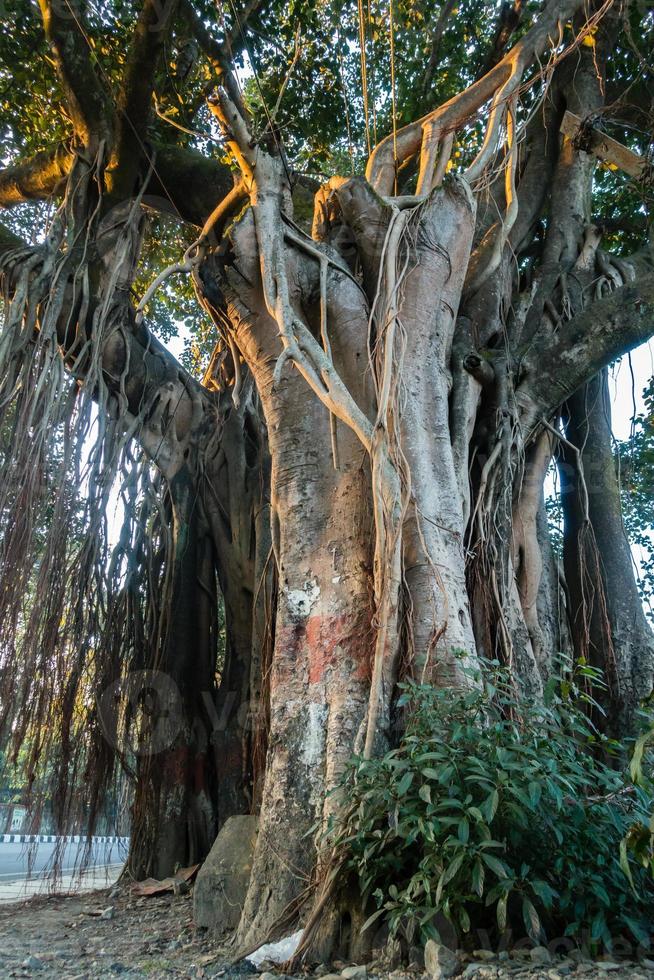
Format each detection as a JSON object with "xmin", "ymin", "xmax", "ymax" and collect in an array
[{"xmin": 0, "ymin": 147, "xmax": 198, "ymax": 862}]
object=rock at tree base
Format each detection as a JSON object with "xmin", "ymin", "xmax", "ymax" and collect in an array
[
  {"xmin": 193, "ymin": 814, "xmax": 258, "ymax": 932},
  {"xmin": 425, "ymin": 940, "xmax": 460, "ymax": 979}
]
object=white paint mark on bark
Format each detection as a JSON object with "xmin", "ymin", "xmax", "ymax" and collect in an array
[
  {"xmin": 301, "ymin": 702, "xmax": 328, "ymax": 769},
  {"xmin": 285, "ymin": 579, "xmax": 320, "ymax": 620}
]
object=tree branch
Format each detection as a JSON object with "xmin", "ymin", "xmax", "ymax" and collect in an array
[
  {"xmin": 520, "ymin": 270, "xmax": 654, "ymax": 423},
  {"xmin": 108, "ymin": 0, "xmax": 180, "ymax": 202},
  {"xmin": 37, "ymin": 0, "xmax": 113, "ymax": 144},
  {"xmin": 181, "ymin": 0, "xmax": 265, "ymax": 67},
  {"xmin": 0, "ymin": 145, "xmax": 74, "ymax": 209},
  {"xmin": 367, "ymin": 0, "xmax": 586, "ymax": 194},
  {"xmin": 0, "ymin": 142, "xmax": 234, "ymax": 228}
]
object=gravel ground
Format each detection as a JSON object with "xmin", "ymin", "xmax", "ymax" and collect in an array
[{"xmin": 0, "ymin": 885, "xmax": 652, "ymax": 980}]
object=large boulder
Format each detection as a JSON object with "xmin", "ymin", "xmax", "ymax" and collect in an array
[{"xmin": 193, "ymin": 815, "xmax": 258, "ymax": 933}]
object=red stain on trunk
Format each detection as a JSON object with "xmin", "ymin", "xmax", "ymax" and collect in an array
[{"xmin": 273, "ymin": 611, "xmax": 373, "ymax": 688}]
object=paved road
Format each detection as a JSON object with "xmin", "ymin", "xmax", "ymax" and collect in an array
[{"xmin": 0, "ymin": 838, "xmax": 128, "ymax": 883}]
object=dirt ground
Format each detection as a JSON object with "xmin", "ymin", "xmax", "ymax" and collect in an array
[
  {"xmin": 1, "ymin": 884, "xmax": 654, "ymax": 980},
  {"xmin": 0, "ymin": 885, "xmax": 229, "ymax": 978}
]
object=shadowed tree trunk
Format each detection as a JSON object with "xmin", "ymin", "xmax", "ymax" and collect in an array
[{"xmin": 561, "ymin": 371, "xmax": 654, "ymax": 734}]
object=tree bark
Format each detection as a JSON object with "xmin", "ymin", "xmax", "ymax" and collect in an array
[
  {"xmin": 560, "ymin": 371, "xmax": 654, "ymax": 734},
  {"xmin": 127, "ymin": 465, "xmax": 225, "ymax": 878}
]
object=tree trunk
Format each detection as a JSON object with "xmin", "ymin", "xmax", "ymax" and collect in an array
[
  {"xmin": 560, "ymin": 371, "xmax": 654, "ymax": 734},
  {"xmin": 128, "ymin": 466, "xmax": 220, "ymax": 879}
]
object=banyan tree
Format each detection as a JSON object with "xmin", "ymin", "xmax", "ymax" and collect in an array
[{"xmin": 0, "ymin": 0, "xmax": 653, "ymax": 956}]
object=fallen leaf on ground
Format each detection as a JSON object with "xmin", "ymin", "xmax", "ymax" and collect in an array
[{"xmin": 131, "ymin": 864, "xmax": 201, "ymax": 897}]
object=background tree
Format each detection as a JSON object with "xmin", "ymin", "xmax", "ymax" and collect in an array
[{"xmin": 0, "ymin": 0, "xmax": 653, "ymax": 956}]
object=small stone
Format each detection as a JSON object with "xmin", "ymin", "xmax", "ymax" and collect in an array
[
  {"xmin": 473, "ymin": 950, "xmax": 497, "ymax": 962},
  {"xmin": 259, "ymin": 973, "xmax": 276, "ymax": 980},
  {"xmin": 223, "ymin": 961, "xmax": 258, "ymax": 975},
  {"xmin": 641, "ymin": 961, "xmax": 654, "ymax": 970},
  {"xmin": 462, "ymin": 966, "xmax": 480, "ymax": 979},
  {"xmin": 22, "ymin": 956, "xmax": 45, "ymax": 971},
  {"xmin": 425, "ymin": 940, "xmax": 459, "ymax": 980},
  {"xmin": 530, "ymin": 947, "xmax": 552, "ymax": 966},
  {"xmin": 314, "ymin": 965, "xmax": 331, "ymax": 977},
  {"xmin": 341, "ymin": 967, "xmax": 367, "ymax": 980},
  {"xmin": 498, "ymin": 952, "xmax": 509, "ymax": 962},
  {"xmin": 317, "ymin": 974, "xmax": 343, "ymax": 980},
  {"xmin": 596, "ymin": 963, "xmax": 622, "ymax": 972},
  {"xmin": 100, "ymin": 906, "xmax": 115, "ymax": 920}
]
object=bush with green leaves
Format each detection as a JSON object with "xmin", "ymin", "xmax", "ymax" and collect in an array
[
  {"xmin": 622, "ymin": 725, "xmax": 654, "ymax": 881},
  {"xmin": 329, "ymin": 658, "xmax": 654, "ymax": 953}
]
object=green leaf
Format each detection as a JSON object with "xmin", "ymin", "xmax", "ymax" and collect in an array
[
  {"xmin": 472, "ymin": 858, "xmax": 485, "ymax": 898},
  {"xmin": 528, "ymin": 781, "xmax": 542, "ymax": 806},
  {"xmin": 481, "ymin": 852, "xmax": 508, "ymax": 878},
  {"xmin": 530, "ymin": 879, "xmax": 557, "ymax": 909},
  {"xmin": 436, "ymin": 852, "xmax": 465, "ymax": 903},
  {"xmin": 619, "ymin": 837, "xmax": 636, "ymax": 891},
  {"xmin": 397, "ymin": 771, "xmax": 414, "ymax": 796},
  {"xmin": 496, "ymin": 891, "xmax": 508, "ymax": 931},
  {"xmin": 419, "ymin": 783, "xmax": 432, "ymax": 805},
  {"xmin": 458, "ymin": 817, "xmax": 470, "ymax": 843},
  {"xmin": 482, "ymin": 788, "xmax": 499, "ymax": 822},
  {"xmin": 522, "ymin": 896, "xmax": 541, "ymax": 941},
  {"xmin": 361, "ymin": 907, "xmax": 387, "ymax": 933},
  {"xmin": 630, "ymin": 729, "xmax": 652, "ymax": 785},
  {"xmin": 422, "ymin": 767, "xmax": 441, "ymax": 780}
]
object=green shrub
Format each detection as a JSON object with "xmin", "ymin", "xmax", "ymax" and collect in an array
[
  {"xmin": 329, "ymin": 657, "xmax": 654, "ymax": 953},
  {"xmin": 622, "ymin": 725, "xmax": 654, "ymax": 880}
]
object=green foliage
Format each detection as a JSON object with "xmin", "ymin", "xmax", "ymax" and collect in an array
[
  {"xmin": 622, "ymin": 724, "xmax": 654, "ymax": 882},
  {"xmin": 330, "ymin": 658, "xmax": 654, "ymax": 951}
]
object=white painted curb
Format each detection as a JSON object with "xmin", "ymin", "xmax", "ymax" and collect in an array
[{"xmin": 0, "ymin": 835, "xmax": 130, "ymax": 845}]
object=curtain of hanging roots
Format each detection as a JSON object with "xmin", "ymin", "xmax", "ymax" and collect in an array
[{"xmin": 0, "ymin": 154, "xmax": 180, "ymax": 871}]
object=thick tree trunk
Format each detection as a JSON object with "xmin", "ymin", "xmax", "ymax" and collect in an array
[
  {"xmin": 398, "ymin": 181, "xmax": 478, "ymax": 683},
  {"xmin": 200, "ymin": 211, "xmax": 376, "ymax": 946},
  {"xmin": 561, "ymin": 371, "xmax": 654, "ymax": 734},
  {"xmin": 128, "ymin": 466, "xmax": 220, "ymax": 879}
]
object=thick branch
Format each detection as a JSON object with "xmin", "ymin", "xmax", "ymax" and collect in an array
[
  {"xmin": 181, "ymin": 0, "xmax": 264, "ymax": 66},
  {"xmin": 0, "ymin": 142, "xmax": 235, "ymax": 228},
  {"xmin": 367, "ymin": 0, "xmax": 585, "ymax": 194},
  {"xmin": 520, "ymin": 271, "xmax": 654, "ymax": 422},
  {"xmin": 37, "ymin": 0, "xmax": 113, "ymax": 144},
  {"xmin": 108, "ymin": 0, "xmax": 179, "ymax": 201},
  {"xmin": 181, "ymin": 0, "xmax": 266, "ymax": 114},
  {"xmin": 0, "ymin": 145, "xmax": 74, "ymax": 209}
]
